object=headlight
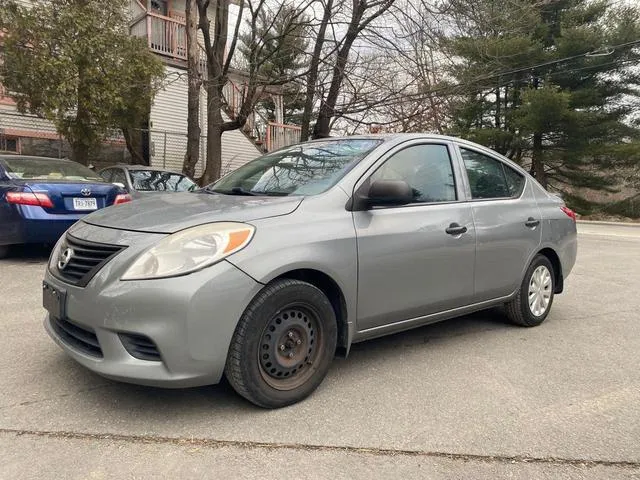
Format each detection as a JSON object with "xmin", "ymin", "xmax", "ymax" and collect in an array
[{"xmin": 121, "ymin": 222, "xmax": 255, "ymax": 280}]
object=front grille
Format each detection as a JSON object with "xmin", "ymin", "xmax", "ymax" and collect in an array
[
  {"xmin": 51, "ymin": 317, "xmax": 103, "ymax": 358},
  {"xmin": 53, "ymin": 234, "xmax": 125, "ymax": 287},
  {"xmin": 119, "ymin": 333, "xmax": 162, "ymax": 361}
]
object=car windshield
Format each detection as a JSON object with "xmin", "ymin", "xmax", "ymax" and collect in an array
[
  {"xmin": 208, "ymin": 139, "xmax": 383, "ymax": 196},
  {"xmin": 3, "ymin": 157, "xmax": 103, "ymax": 182},
  {"xmin": 129, "ymin": 170, "xmax": 196, "ymax": 192}
]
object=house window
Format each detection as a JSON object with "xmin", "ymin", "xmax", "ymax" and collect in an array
[
  {"xmin": 0, "ymin": 136, "xmax": 19, "ymax": 154},
  {"xmin": 150, "ymin": 0, "xmax": 168, "ymax": 15}
]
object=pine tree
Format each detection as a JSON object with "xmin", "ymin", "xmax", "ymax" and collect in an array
[
  {"xmin": 239, "ymin": 5, "xmax": 309, "ymax": 124},
  {"xmin": 442, "ymin": 0, "xmax": 640, "ymax": 204}
]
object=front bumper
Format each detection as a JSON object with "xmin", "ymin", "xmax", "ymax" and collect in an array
[{"xmin": 43, "ymin": 223, "xmax": 263, "ymax": 388}]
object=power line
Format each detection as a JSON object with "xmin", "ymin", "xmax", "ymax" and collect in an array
[{"xmin": 453, "ymin": 39, "xmax": 640, "ymax": 85}]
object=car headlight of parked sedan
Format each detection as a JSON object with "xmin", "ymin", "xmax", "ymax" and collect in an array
[{"xmin": 122, "ymin": 222, "xmax": 255, "ymax": 280}]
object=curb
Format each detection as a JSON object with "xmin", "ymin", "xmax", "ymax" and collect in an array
[{"xmin": 577, "ymin": 220, "xmax": 640, "ymax": 227}]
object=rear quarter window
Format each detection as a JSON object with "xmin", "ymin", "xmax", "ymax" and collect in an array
[{"xmin": 503, "ymin": 164, "xmax": 525, "ymax": 197}]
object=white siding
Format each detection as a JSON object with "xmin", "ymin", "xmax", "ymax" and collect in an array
[
  {"xmin": 149, "ymin": 66, "xmax": 261, "ymax": 175},
  {"xmin": 0, "ymin": 104, "xmax": 59, "ymax": 137}
]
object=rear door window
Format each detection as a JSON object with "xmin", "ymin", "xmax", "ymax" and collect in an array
[
  {"xmin": 504, "ymin": 164, "xmax": 525, "ymax": 197},
  {"xmin": 460, "ymin": 148, "xmax": 517, "ymax": 199}
]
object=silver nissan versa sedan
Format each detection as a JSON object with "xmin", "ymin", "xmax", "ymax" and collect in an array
[{"xmin": 43, "ymin": 134, "xmax": 577, "ymax": 408}]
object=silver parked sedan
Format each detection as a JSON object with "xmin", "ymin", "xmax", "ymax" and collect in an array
[{"xmin": 43, "ymin": 134, "xmax": 577, "ymax": 408}]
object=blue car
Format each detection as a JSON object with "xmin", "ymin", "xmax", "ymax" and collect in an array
[{"xmin": 0, "ymin": 155, "xmax": 131, "ymax": 258}]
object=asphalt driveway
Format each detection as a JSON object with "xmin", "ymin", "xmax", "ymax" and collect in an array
[{"xmin": 1, "ymin": 222, "xmax": 639, "ymax": 479}]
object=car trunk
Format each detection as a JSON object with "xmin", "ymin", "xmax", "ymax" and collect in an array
[{"xmin": 22, "ymin": 181, "xmax": 118, "ymax": 214}]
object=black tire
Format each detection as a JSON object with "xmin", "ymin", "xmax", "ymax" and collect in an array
[
  {"xmin": 225, "ymin": 278, "xmax": 337, "ymax": 408},
  {"xmin": 0, "ymin": 245, "xmax": 9, "ymax": 259},
  {"xmin": 505, "ymin": 254, "xmax": 555, "ymax": 327}
]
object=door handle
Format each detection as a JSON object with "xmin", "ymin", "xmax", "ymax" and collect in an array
[
  {"xmin": 445, "ymin": 223, "xmax": 468, "ymax": 236},
  {"xmin": 525, "ymin": 217, "xmax": 540, "ymax": 228}
]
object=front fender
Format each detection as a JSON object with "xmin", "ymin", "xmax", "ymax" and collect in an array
[{"xmin": 227, "ymin": 206, "xmax": 359, "ymax": 349}]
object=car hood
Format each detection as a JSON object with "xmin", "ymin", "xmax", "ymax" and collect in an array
[{"xmin": 82, "ymin": 191, "xmax": 303, "ymax": 233}]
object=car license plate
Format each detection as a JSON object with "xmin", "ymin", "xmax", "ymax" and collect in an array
[
  {"xmin": 73, "ymin": 197, "xmax": 97, "ymax": 210},
  {"xmin": 43, "ymin": 281, "xmax": 66, "ymax": 319}
]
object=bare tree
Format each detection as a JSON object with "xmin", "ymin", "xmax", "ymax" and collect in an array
[
  {"xmin": 318, "ymin": 0, "xmax": 454, "ymax": 136},
  {"xmin": 194, "ymin": 0, "xmax": 314, "ymax": 185},
  {"xmin": 371, "ymin": 1, "xmax": 452, "ymax": 133},
  {"xmin": 299, "ymin": 0, "xmax": 334, "ymax": 141},
  {"xmin": 312, "ymin": 0, "xmax": 396, "ymax": 139},
  {"xmin": 183, "ymin": 0, "xmax": 202, "ymax": 178}
]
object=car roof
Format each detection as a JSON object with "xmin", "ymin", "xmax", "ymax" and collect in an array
[
  {"xmin": 104, "ymin": 164, "xmax": 185, "ymax": 175},
  {"xmin": 300, "ymin": 132, "xmax": 504, "ymax": 156},
  {"xmin": 297, "ymin": 133, "xmax": 480, "ymax": 151},
  {"xmin": 305, "ymin": 133, "xmax": 533, "ymax": 178},
  {"xmin": 301, "ymin": 133, "xmax": 456, "ymax": 142}
]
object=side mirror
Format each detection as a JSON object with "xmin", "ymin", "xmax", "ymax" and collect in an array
[
  {"xmin": 350, "ymin": 180, "xmax": 414, "ymax": 211},
  {"xmin": 113, "ymin": 182, "xmax": 126, "ymax": 190}
]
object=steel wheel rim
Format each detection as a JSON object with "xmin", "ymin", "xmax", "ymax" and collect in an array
[
  {"xmin": 258, "ymin": 304, "xmax": 324, "ymax": 391},
  {"xmin": 528, "ymin": 265, "xmax": 552, "ymax": 317}
]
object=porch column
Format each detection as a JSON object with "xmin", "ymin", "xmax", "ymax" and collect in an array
[{"xmin": 273, "ymin": 93, "xmax": 284, "ymax": 124}]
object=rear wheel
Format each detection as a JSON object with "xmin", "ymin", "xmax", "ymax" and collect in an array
[
  {"xmin": 225, "ymin": 279, "xmax": 337, "ymax": 408},
  {"xmin": 0, "ymin": 245, "xmax": 9, "ymax": 259},
  {"xmin": 505, "ymin": 254, "xmax": 555, "ymax": 327}
]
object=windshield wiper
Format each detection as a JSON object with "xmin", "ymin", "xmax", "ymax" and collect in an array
[
  {"xmin": 207, "ymin": 187, "xmax": 291, "ymax": 196},
  {"xmin": 214, "ymin": 187, "xmax": 259, "ymax": 196}
]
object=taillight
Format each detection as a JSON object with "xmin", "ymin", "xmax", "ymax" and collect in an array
[
  {"xmin": 6, "ymin": 191, "xmax": 54, "ymax": 208},
  {"xmin": 561, "ymin": 206, "xmax": 577, "ymax": 222},
  {"xmin": 114, "ymin": 193, "xmax": 132, "ymax": 205}
]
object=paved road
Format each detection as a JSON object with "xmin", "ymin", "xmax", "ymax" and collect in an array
[{"xmin": 1, "ymin": 223, "xmax": 639, "ymax": 479}]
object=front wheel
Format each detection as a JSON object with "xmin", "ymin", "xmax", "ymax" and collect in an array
[
  {"xmin": 0, "ymin": 245, "xmax": 9, "ymax": 259},
  {"xmin": 505, "ymin": 254, "xmax": 555, "ymax": 327},
  {"xmin": 225, "ymin": 279, "xmax": 337, "ymax": 408}
]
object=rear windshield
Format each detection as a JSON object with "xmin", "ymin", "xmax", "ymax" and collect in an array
[
  {"xmin": 129, "ymin": 170, "xmax": 197, "ymax": 192},
  {"xmin": 2, "ymin": 157, "xmax": 103, "ymax": 182}
]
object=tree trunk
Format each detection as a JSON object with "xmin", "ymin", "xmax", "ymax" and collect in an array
[
  {"xmin": 532, "ymin": 132, "xmax": 546, "ymax": 188},
  {"xmin": 122, "ymin": 127, "xmax": 147, "ymax": 165},
  {"xmin": 197, "ymin": 0, "xmax": 228, "ymax": 185},
  {"xmin": 71, "ymin": 141, "xmax": 90, "ymax": 166},
  {"xmin": 71, "ymin": 61, "xmax": 92, "ymax": 165},
  {"xmin": 201, "ymin": 81, "xmax": 223, "ymax": 185},
  {"xmin": 495, "ymin": 86, "xmax": 500, "ymax": 129},
  {"xmin": 183, "ymin": 0, "xmax": 202, "ymax": 178},
  {"xmin": 427, "ymin": 93, "xmax": 443, "ymax": 134},
  {"xmin": 312, "ymin": 30, "xmax": 360, "ymax": 139},
  {"xmin": 312, "ymin": 0, "xmax": 394, "ymax": 139},
  {"xmin": 300, "ymin": 0, "xmax": 333, "ymax": 142}
]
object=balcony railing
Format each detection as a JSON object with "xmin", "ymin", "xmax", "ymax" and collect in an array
[
  {"xmin": 130, "ymin": 12, "xmax": 188, "ymax": 60},
  {"xmin": 222, "ymin": 81, "xmax": 302, "ymax": 152},
  {"xmin": 266, "ymin": 123, "xmax": 302, "ymax": 152}
]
